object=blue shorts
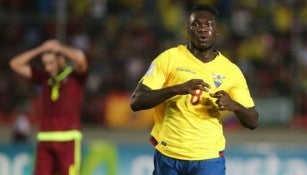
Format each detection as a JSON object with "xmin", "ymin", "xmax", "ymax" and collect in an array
[{"xmin": 153, "ymin": 150, "xmax": 225, "ymax": 175}]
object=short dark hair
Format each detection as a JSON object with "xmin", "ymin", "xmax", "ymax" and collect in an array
[{"xmin": 190, "ymin": 4, "xmax": 219, "ymax": 17}]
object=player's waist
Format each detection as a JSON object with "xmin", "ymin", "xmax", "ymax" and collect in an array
[
  {"xmin": 150, "ymin": 135, "xmax": 225, "ymax": 160},
  {"xmin": 150, "ymin": 135, "xmax": 224, "ymax": 149},
  {"xmin": 39, "ymin": 119, "xmax": 81, "ymax": 132},
  {"xmin": 37, "ymin": 130, "xmax": 82, "ymax": 141}
]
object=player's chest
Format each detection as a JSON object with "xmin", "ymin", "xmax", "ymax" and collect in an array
[{"xmin": 167, "ymin": 65, "xmax": 233, "ymax": 91}]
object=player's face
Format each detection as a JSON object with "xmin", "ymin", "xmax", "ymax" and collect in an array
[
  {"xmin": 41, "ymin": 53, "xmax": 61, "ymax": 77},
  {"xmin": 187, "ymin": 11, "xmax": 218, "ymax": 51}
]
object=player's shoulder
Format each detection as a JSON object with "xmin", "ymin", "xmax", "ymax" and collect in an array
[
  {"xmin": 163, "ymin": 45, "xmax": 184, "ymax": 54},
  {"xmin": 155, "ymin": 45, "xmax": 183, "ymax": 61},
  {"xmin": 217, "ymin": 52, "xmax": 241, "ymax": 71}
]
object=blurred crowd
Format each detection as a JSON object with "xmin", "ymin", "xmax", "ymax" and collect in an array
[{"xmin": 0, "ymin": 0, "xmax": 306, "ymax": 128}]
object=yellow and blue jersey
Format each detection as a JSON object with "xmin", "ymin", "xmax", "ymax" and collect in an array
[{"xmin": 141, "ymin": 45, "xmax": 255, "ymax": 160}]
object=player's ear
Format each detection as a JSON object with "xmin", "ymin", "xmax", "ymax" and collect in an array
[
  {"xmin": 58, "ymin": 56, "xmax": 66, "ymax": 67},
  {"xmin": 214, "ymin": 22, "xmax": 219, "ymax": 36}
]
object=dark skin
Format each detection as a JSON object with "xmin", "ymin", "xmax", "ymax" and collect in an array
[{"xmin": 130, "ymin": 10, "xmax": 258, "ymax": 130}]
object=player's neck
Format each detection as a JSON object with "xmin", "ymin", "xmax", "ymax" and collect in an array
[{"xmin": 188, "ymin": 45, "xmax": 217, "ymax": 63}]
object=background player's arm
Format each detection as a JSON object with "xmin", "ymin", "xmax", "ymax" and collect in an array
[
  {"xmin": 210, "ymin": 90, "xmax": 258, "ymax": 130},
  {"xmin": 42, "ymin": 40, "xmax": 88, "ymax": 74},
  {"xmin": 9, "ymin": 45, "xmax": 46, "ymax": 79},
  {"xmin": 130, "ymin": 79, "xmax": 210, "ymax": 111}
]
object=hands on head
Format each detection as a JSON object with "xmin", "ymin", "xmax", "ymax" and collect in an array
[{"xmin": 41, "ymin": 40, "xmax": 62, "ymax": 53}]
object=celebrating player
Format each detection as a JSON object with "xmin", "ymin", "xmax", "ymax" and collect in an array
[{"xmin": 130, "ymin": 3, "xmax": 259, "ymax": 175}]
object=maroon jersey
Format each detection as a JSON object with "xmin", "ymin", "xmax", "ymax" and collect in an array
[{"xmin": 31, "ymin": 67, "xmax": 87, "ymax": 131}]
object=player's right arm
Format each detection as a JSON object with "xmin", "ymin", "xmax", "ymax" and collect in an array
[
  {"xmin": 9, "ymin": 45, "xmax": 45, "ymax": 79},
  {"xmin": 130, "ymin": 79, "xmax": 210, "ymax": 111}
]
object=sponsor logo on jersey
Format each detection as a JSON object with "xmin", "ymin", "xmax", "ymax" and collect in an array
[{"xmin": 176, "ymin": 67, "xmax": 196, "ymax": 74}]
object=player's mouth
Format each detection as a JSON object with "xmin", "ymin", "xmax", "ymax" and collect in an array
[{"xmin": 197, "ymin": 35, "xmax": 208, "ymax": 43}]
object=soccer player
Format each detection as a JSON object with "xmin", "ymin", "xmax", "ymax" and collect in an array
[
  {"xmin": 130, "ymin": 4, "xmax": 259, "ymax": 175},
  {"xmin": 9, "ymin": 39, "xmax": 88, "ymax": 175}
]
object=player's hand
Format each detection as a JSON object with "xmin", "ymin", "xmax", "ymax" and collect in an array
[
  {"xmin": 209, "ymin": 90, "xmax": 238, "ymax": 111},
  {"xmin": 175, "ymin": 79, "xmax": 211, "ymax": 95},
  {"xmin": 41, "ymin": 40, "xmax": 62, "ymax": 53}
]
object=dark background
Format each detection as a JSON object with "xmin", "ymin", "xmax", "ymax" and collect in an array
[{"xmin": 0, "ymin": 0, "xmax": 306, "ymax": 134}]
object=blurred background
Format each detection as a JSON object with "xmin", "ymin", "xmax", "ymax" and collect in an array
[{"xmin": 0, "ymin": 0, "xmax": 306, "ymax": 175}]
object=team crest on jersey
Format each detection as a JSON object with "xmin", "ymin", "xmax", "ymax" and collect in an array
[{"xmin": 212, "ymin": 72, "xmax": 225, "ymax": 88}]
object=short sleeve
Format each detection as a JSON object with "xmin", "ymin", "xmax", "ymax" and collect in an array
[
  {"xmin": 141, "ymin": 50, "xmax": 171, "ymax": 90},
  {"xmin": 229, "ymin": 67, "xmax": 255, "ymax": 108}
]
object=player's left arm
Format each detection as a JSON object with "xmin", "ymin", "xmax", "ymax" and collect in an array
[{"xmin": 210, "ymin": 90, "xmax": 259, "ymax": 130}]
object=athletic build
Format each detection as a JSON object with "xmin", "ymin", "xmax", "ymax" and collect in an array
[{"xmin": 130, "ymin": 4, "xmax": 258, "ymax": 175}]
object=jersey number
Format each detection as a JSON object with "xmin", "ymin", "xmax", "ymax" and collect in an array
[{"xmin": 190, "ymin": 89, "xmax": 203, "ymax": 105}]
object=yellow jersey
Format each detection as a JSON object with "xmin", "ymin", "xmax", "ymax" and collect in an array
[{"xmin": 141, "ymin": 45, "xmax": 255, "ymax": 160}]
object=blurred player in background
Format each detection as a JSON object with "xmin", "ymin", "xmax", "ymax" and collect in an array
[
  {"xmin": 130, "ymin": 3, "xmax": 259, "ymax": 175},
  {"xmin": 9, "ymin": 39, "xmax": 88, "ymax": 175}
]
